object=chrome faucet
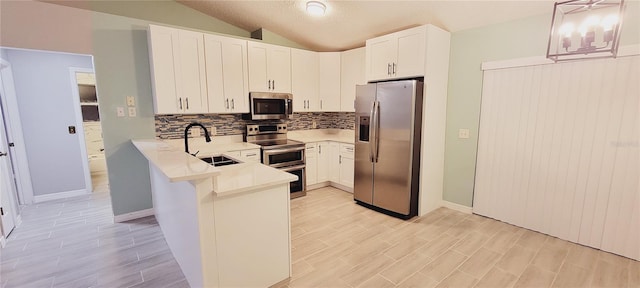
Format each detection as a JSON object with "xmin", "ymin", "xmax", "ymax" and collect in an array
[{"xmin": 184, "ymin": 122, "xmax": 211, "ymax": 156}]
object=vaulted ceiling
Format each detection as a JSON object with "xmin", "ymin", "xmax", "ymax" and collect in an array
[{"xmin": 177, "ymin": 0, "xmax": 555, "ymax": 51}]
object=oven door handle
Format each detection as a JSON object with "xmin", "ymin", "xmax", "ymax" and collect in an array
[
  {"xmin": 264, "ymin": 147, "xmax": 305, "ymax": 155},
  {"xmin": 279, "ymin": 164, "xmax": 306, "ymax": 172}
]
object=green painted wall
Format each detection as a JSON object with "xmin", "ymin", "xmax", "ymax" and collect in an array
[{"xmin": 443, "ymin": 3, "xmax": 640, "ymax": 207}]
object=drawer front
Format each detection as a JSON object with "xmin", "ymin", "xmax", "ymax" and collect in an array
[
  {"xmin": 240, "ymin": 149, "xmax": 261, "ymax": 162},
  {"xmin": 305, "ymin": 143, "xmax": 317, "ymax": 158},
  {"xmin": 340, "ymin": 144, "xmax": 354, "ymax": 158}
]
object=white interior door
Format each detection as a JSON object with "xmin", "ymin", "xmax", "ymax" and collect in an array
[
  {"xmin": 474, "ymin": 56, "xmax": 640, "ymax": 260},
  {"xmin": 0, "ymin": 90, "xmax": 17, "ymax": 239}
]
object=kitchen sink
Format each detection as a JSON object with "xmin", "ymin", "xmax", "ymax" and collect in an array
[{"xmin": 199, "ymin": 155, "xmax": 240, "ymax": 167}]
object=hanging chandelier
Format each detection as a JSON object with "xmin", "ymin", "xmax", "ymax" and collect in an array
[{"xmin": 546, "ymin": 0, "xmax": 626, "ymax": 62}]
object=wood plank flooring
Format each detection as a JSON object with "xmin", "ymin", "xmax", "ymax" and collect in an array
[{"xmin": 1, "ymin": 181, "xmax": 637, "ymax": 288}]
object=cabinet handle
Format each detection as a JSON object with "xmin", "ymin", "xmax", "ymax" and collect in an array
[
  {"xmin": 268, "ymin": 80, "xmax": 271, "ymax": 90},
  {"xmin": 226, "ymin": 99, "xmax": 229, "ymax": 109},
  {"xmin": 339, "ymin": 155, "xmax": 342, "ymax": 164},
  {"xmin": 393, "ymin": 63, "xmax": 396, "ymax": 75},
  {"xmin": 273, "ymin": 80, "xmax": 275, "ymax": 90},
  {"xmin": 179, "ymin": 97, "xmax": 183, "ymax": 110},
  {"xmin": 319, "ymin": 145, "xmax": 321, "ymax": 154},
  {"xmin": 231, "ymin": 99, "xmax": 235, "ymax": 109},
  {"xmin": 246, "ymin": 153, "xmax": 256, "ymax": 156},
  {"xmin": 320, "ymin": 100, "xmax": 323, "ymax": 110},
  {"xmin": 388, "ymin": 63, "xmax": 391, "ymax": 76},
  {"xmin": 186, "ymin": 98, "xmax": 189, "ymax": 109}
]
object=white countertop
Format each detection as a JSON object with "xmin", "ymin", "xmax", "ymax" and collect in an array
[
  {"xmin": 212, "ymin": 161, "xmax": 297, "ymax": 196},
  {"xmin": 288, "ymin": 129, "xmax": 354, "ymax": 144},
  {"xmin": 163, "ymin": 136, "xmax": 261, "ymax": 157},
  {"xmin": 133, "ymin": 139, "xmax": 297, "ymax": 196},
  {"xmin": 132, "ymin": 139, "xmax": 222, "ymax": 182}
]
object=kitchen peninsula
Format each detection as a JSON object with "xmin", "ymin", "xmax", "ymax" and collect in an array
[{"xmin": 132, "ymin": 139, "xmax": 296, "ymax": 288}]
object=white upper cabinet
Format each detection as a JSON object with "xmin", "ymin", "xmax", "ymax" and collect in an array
[
  {"xmin": 366, "ymin": 25, "xmax": 427, "ymax": 82},
  {"xmin": 148, "ymin": 25, "xmax": 208, "ymax": 114},
  {"xmin": 248, "ymin": 42, "xmax": 291, "ymax": 93},
  {"xmin": 291, "ymin": 48, "xmax": 319, "ymax": 112},
  {"xmin": 204, "ymin": 34, "xmax": 249, "ymax": 113},
  {"xmin": 340, "ymin": 47, "xmax": 366, "ymax": 112},
  {"xmin": 318, "ymin": 52, "xmax": 341, "ymax": 112}
]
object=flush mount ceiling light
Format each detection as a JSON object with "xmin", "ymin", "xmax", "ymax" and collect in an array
[
  {"xmin": 547, "ymin": 0, "xmax": 625, "ymax": 62},
  {"xmin": 306, "ymin": 1, "xmax": 326, "ymax": 16}
]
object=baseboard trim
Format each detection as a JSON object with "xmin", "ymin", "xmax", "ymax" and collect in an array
[
  {"xmin": 441, "ymin": 200, "xmax": 472, "ymax": 214},
  {"xmin": 306, "ymin": 182, "xmax": 331, "ymax": 191},
  {"xmin": 330, "ymin": 182, "xmax": 353, "ymax": 193},
  {"xmin": 114, "ymin": 208, "xmax": 155, "ymax": 223},
  {"xmin": 33, "ymin": 189, "xmax": 88, "ymax": 203}
]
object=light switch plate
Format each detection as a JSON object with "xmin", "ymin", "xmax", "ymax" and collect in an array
[
  {"xmin": 126, "ymin": 96, "xmax": 135, "ymax": 106},
  {"xmin": 210, "ymin": 126, "xmax": 217, "ymax": 136},
  {"xmin": 128, "ymin": 107, "xmax": 136, "ymax": 117},
  {"xmin": 116, "ymin": 107, "xmax": 125, "ymax": 117},
  {"xmin": 458, "ymin": 128, "xmax": 470, "ymax": 139}
]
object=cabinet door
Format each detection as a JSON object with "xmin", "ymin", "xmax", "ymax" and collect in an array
[
  {"xmin": 395, "ymin": 26, "xmax": 426, "ymax": 79},
  {"xmin": 291, "ymin": 49, "xmax": 318, "ymax": 112},
  {"xmin": 223, "ymin": 38, "xmax": 249, "ymax": 113},
  {"xmin": 340, "ymin": 47, "xmax": 365, "ymax": 112},
  {"xmin": 339, "ymin": 144, "xmax": 355, "ymax": 188},
  {"xmin": 305, "ymin": 143, "xmax": 318, "ymax": 186},
  {"xmin": 366, "ymin": 35, "xmax": 396, "ymax": 82},
  {"xmin": 329, "ymin": 142, "xmax": 340, "ymax": 183},
  {"xmin": 268, "ymin": 45, "xmax": 292, "ymax": 93},
  {"xmin": 204, "ymin": 34, "xmax": 226, "ymax": 113},
  {"xmin": 247, "ymin": 42, "xmax": 269, "ymax": 92},
  {"xmin": 175, "ymin": 29, "xmax": 208, "ymax": 114},
  {"xmin": 318, "ymin": 52, "xmax": 341, "ymax": 111},
  {"xmin": 317, "ymin": 142, "xmax": 331, "ymax": 182},
  {"xmin": 148, "ymin": 25, "xmax": 179, "ymax": 114}
]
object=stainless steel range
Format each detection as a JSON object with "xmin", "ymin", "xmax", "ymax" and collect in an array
[{"xmin": 246, "ymin": 124, "xmax": 306, "ymax": 199}]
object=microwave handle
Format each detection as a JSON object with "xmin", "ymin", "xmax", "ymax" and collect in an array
[{"xmin": 286, "ymin": 99, "xmax": 292, "ymax": 117}]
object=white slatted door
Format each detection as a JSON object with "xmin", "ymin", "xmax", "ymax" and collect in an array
[{"xmin": 474, "ymin": 56, "xmax": 639, "ymax": 260}]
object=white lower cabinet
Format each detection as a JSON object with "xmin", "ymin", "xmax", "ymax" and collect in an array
[
  {"xmin": 317, "ymin": 142, "xmax": 331, "ymax": 182},
  {"xmin": 329, "ymin": 142, "xmax": 340, "ymax": 183},
  {"xmin": 226, "ymin": 148, "xmax": 261, "ymax": 163},
  {"xmin": 339, "ymin": 144, "xmax": 354, "ymax": 189},
  {"xmin": 305, "ymin": 141, "xmax": 353, "ymax": 191},
  {"xmin": 305, "ymin": 143, "xmax": 318, "ymax": 185}
]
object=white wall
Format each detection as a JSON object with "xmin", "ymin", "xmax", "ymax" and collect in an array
[{"xmin": 4, "ymin": 48, "xmax": 93, "ymax": 196}]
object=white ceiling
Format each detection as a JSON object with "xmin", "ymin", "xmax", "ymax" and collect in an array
[{"xmin": 177, "ymin": 0, "xmax": 556, "ymax": 51}]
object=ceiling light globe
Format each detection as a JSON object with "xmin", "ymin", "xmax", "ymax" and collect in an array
[{"xmin": 306, "ymin": 1, "xmax": 326, "ymax": 16}]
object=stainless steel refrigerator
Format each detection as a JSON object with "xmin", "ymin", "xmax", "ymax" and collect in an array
[{"xmin": 354, "ymin": 80, "xmax": 423, "ymax": 219}]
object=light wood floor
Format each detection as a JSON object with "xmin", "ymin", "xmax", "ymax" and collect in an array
[
  {"xmin": 282, "ymin": 187, "xmax": 639, "ymax": 288},
  {"xmin": 1, "ymin": 183, "xmax": 638, "ymax": 288},
  {"xmin": 0, "ymin": 174, "xmax": 189, "ymax": 288}
]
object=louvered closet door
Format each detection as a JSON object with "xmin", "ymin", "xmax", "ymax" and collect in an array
[{"xmin": 474, "ymin": 56, "xmax": 639, "ymax": 260}]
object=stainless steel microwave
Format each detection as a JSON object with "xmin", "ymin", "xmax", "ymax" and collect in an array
[{"xmin": 245, "ymin": 92, "xmax": 293, "ymax": 120}]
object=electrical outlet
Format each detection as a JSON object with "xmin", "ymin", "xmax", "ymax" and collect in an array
[
  {"xmin": 116, "ymin": 107, "xmax": 125, "ymax": 117},
  {"xmin": 191, "ymin": 128, "xmax": 201, "ymax": 137},
  {"xmin": 126, "ymin": 96, "xmax": 135, "ymax": 106},
  {"xmin": 458, "ymin": 128, "xmax": 470, "ymax": 139},
  {"xmin": 128, "ymin": 107, "xmax": 136, "ymax": 117},
  {"xmin": 210, "ymin": 126, "xmax": 217, "ymax": 136},
  {"xmin": 312, "ymin": 120, "xmax": 317, "ymax": 129}
]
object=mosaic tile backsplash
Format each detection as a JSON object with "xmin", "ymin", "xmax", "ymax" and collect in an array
[{"xmin": 156, "ymin": 112, "xmax": 355, "ymax": 139}]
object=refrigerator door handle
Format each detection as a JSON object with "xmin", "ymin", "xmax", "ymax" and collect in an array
[
  {"xmin": 369, "ymin": 101, "xmax": 376, "ymax": 162},
  {"xmin": 371, "ymin": 100, "xmax": 381, "ymax": 163}
]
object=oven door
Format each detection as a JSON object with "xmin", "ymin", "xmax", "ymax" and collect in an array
[
  {"xmin": 263, "ymin": 146, "xmax": 305, "ymax": 168},
  {"xmin": 281, "ymin": 164, "xmax": 306, "ymax": 199}
]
